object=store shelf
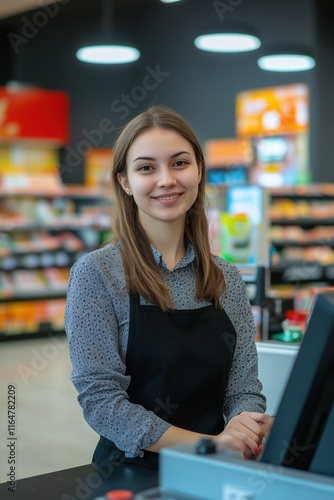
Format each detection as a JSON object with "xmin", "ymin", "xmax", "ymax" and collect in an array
[
  {"xmin": 0, "ymin": 293, "xmax": 67, "ymax": 339},
  {"xmin": 0, "ymin": 328, "xmax": 65, "ymax": 342},
  {"xmin": 271, "ymin": 217, "xmax": 334, "ymax": 226},
  {"xmin": 271, "ymin": 261, "xmax": 333, "ymax": 280},
  {"xmin": 0, "ymin": 322, "xmax": 65, "ymax": 342},
  {"xmin": 269, "ymin": 184, "xmax": 334, "ymax": 199},
  {"xmin": 266, "ymin": 185, "xmax": 334, "ymax": 340},
  {"xmin": 0, "ymin": 222, "xmax": 110, "ymax": 232},
  {"xmin": 271, "ymin": 239, "xmax": 334, "ymax": 247},
  {"xmin": 0, "ymin": 290, "xmax": 68, "ymax": 301},
  {"xmin": 271, "ymin": 238, "xmax": 334, "ymax": 247},
  {"xmin": 0, "ymin": 184, "xmax": 111, "ymax": 199},
  {"xmin": 269, "ymin": 186, "xmax": 334, "ymax": 273},
  {"xmin": 0, "ymin": 184, "xmax": 112, "ymax": 340}
]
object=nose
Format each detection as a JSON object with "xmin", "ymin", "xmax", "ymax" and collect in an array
[{"xmin": 156, "ymin": 167, "xmax": 177, "ymax": 188}]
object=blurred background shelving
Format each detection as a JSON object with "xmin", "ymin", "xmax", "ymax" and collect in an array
[
  {"xmin": 269, "ymin": 185, "xmax": 334, "ymax": 292},
  {"xmin": 0, "ymin": 186, "xmax": 112, "ymax": 340},
  {"xmin": 1, "ymin": 0, "xmax": 334, "ymax": 346}
]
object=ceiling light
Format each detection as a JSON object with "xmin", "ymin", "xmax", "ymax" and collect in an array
[
  {"xmin": 76, "ymin": 0, "xmax": 140, "ymax": 65},
  {"xmin": 160, "ymin": 0, "xmax": 183, "ymax": 3},
  {"xmin": 258, "ymin": 53, "xmax": 315, "ymax": 72},
  {"xmin": 194, "ymin": 33, "xmax": 261, "ymax": 53},
  {"xmin": 76, "ymin": 45, "xmax": 140, "ymax": 64}
]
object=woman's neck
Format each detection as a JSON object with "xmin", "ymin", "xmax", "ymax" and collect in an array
[{"xmin": 142, "ymin": 219, "xmax": 186, "ymax": 270}]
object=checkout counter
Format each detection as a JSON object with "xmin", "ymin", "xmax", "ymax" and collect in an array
[
  {"xmin": 1, "ymin": 291, "xmax": 333, "ymax": 499},
  {"xmin": 1, "ymin": 341, "xmax": 333, "ymax": 500},
  {"xmin": 1, "ymin": 332, "xmax": 332, "ymax": 499},
  {"xmin": 0, "ymin": 461, "xmax": 158, "ymax": 500},
  {"xmin": 1, "ymin": 448, "xmax": 334, "ymax": 500}
]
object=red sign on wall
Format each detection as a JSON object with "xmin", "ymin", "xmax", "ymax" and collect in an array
[{"xmin": 0, "ymin": 87, "xmax": 69, "ymax": 145}]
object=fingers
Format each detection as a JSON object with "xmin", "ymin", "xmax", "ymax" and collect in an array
[
  {"xmin": 217, "ymin": 412, "xmax": 274, "ymax": 459},
  {"xmin": 245, "ymin": 412, "xmax": 273, "ymax": 425},
  {"xmin": 219, "ymin": 413, "xmax": 263, "ymax": 458},
  {"xmin": 253, "ymin": 413, "xmax": 275, "ymax": 439},
  {"xmin": 216, "ymin": 432, "xmax": 254, "ymax": 459},
  {"xmin": 223, "ymin": 426, "xmax": 261, "ymax": 458},
  {"xmin": 241, "ymin": 412, "xmax": 275, "ymax": 437},
  {"xmin": 227, "ymin": 412, "xmax": 265, "ymax": 441}
]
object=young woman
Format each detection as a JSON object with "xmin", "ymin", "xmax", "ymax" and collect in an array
[{"xmin": 65, "ymin": 105, "xmax": 272, "ymax": 470}]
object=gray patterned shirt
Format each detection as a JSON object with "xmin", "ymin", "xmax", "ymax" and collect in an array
[{"xmin": 65, "ymin": 242, "xmax": 266, "ymax": 458}]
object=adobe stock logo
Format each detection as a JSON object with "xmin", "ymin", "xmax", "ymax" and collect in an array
[
  {"xmin": 16, "ymin": 334, "xmax": 68, "ymax": 386},
  {"xmin": 60, "ymin": 64, "xmax": 170, "ymax": 175},
  {"xmin": 7, "ymin": 0, "xmax": 71, "ymax": 54},
  {"xmin": 213, "ymin": 0, "xmax": 244, "ymax": 21}
]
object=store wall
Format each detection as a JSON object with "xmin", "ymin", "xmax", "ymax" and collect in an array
[
  {"xmin": 0, "ymin": 25, "xmax": 12, "ymax": 85},
  {"xmin": 314, "ymin": 0, "xmax": 334, "ymax": 183},
  {"xmin": 1, "ymin": 0, "xmax": 322, "ymax": 183}
]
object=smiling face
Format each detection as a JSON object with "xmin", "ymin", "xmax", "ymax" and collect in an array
[{"xmin": 118, "ymin": 127, "xmax": 202, "ymax": 232}]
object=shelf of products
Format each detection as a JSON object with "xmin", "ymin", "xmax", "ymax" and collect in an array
[
  {"xmin": 0, "ymin": 185, "xmax": 112, "ymax": 340},
  {"xmin": 0, "ymin": 298, "xmax": 66, "ymax": 338},
  {"xmin": 266, "ymin": 185, "xmax": 334, "ymax": 342},
  {"xmin": 269, "ymin": 185, "xmax": 334, "ymax": 281}
]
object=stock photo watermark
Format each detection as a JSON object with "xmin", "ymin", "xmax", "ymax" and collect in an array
[
  {"xmin": 60, "ymin": 64, "xmax": 170, "ymax": 175},
  {"xmin": 247, "ymin": 462, "xmax": 283, "ymax": 495},
  {"xmin": 246, "ymin": 437, "xmax": 315, "ymax": 495},
  {"xmin": 60, "ymin": 461, "xmax": 115, "ymax": 500},
  {"xmin": 7, "ymin": 0, "xmax": 71, "ymax": 54},
  {"xmin": 154, "ymin": 396, "xmax": 180, "ymax": 420},
  {"xmin": 16, "ymin": 333, "xmax": 68, "ymax": 386},
  {"xmin": 222, "ymin": 329, "xmax": 237, "ymax": 355},
  {"xmin": 6, "ymin": 384, "xmax": 17, "ymax": 492},
  {"xmin": 213, "ymin": 0, "xmax": 244, "ymax": 21}
]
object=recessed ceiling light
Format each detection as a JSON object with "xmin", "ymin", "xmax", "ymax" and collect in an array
[
  {"xmin": 160, "ymin": 0, "xmax": 182, "ymax": 3},
  {"xmin": 194, "ymin": 33, "xmax": 261, "ymax": 53},
  {"xmin": 76, "ymin": 45, "xmax": 140, "ymax": 64},
  {"xmin": 258, "ymin": 53, "xmax": 315, "ymax": 72}
]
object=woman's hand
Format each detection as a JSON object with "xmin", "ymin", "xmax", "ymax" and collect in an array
[{"xmin": 214, "ymin": 412, "xmax": 274, "ymax": 459}]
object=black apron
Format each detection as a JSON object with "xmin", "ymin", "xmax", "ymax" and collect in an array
[{"xmin": 93, "ymin": 292, "xmax": 236, "ymax": 470}]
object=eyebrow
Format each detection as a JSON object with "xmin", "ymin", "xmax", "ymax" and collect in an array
[{"xmin": 132, "ymin": 151, "xmax": 192, "ymax": 163}]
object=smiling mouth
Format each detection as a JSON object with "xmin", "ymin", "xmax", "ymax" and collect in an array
[{"xmin": 154, "ymin": 194, "xmax": 181, "ymax": 200}]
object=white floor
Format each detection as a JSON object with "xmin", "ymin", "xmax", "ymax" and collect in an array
[{"xmin": 0, "ymin": 336, "xmax": 98, "ymax": 483}]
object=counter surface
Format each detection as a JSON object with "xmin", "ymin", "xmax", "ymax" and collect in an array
[{"xmin": 0, "ymin": 462, "xmax": 158, "ymax": 500}]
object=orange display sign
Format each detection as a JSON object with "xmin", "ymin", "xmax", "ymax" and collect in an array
[
  {"xmin": 236, "ymin": 83, "xmax": 309, "ymax": 137},
  {"xmin": 205, "ymin": 138, "xmax": 253, "ymax": 167},
  {"xmin": 0, "ymin": 87, "xmax": 69, "ymax": 144},
  {"xmin": 85, "ymin": 148, "xmax": 113, "ymax": 187}
]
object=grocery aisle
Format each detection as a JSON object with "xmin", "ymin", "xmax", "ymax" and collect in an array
[{"xmin": 0, "ymin": 336, "xmax": 98, "ymax": 482}]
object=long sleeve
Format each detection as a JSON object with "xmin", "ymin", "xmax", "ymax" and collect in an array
[
  {"xmin": 66, "ymin": 245, "xmax": 266, "ymax": 456},
  {"xmin": 65, "ymin": 249, "xmax": 170, "ymax": 457},
  {"xmin": 216, "ymin": 259, "xmax": 267, "ymax": 422}
]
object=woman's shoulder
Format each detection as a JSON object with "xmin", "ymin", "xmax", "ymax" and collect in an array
[
  {"xmin": 211, "ymin": 255, "xmax": 250, "ymax": 312},
  {"xmin": 72, "ymin": 244, "xmax": 122, "ymax": 272},
  {"xmin": 211, "ymin": 253, "xmax": 242, "ymax": 279}
]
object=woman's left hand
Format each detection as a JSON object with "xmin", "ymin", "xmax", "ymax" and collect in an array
[{"xmin": 216, "ymin": 411, "xmax": 274, "ymax": 459}]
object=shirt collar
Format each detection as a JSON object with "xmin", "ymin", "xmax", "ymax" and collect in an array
[{"xmin": 151, "ymin": 241, "xmax": 195, "ymax": 270}]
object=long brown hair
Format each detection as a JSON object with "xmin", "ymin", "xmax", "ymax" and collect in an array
[{"xmin": 111, "ymin": 105, "xmax": 225, "ymax": 310}]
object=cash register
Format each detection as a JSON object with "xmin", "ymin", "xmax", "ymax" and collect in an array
[{"xmin": 137, "ymin": 291, "xmax": 334, "ymax": 499}]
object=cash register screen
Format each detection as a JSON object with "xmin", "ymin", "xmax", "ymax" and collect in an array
[{"xmin": 260, "ymin": 291, "xmax": 334, "ymax": 477}]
